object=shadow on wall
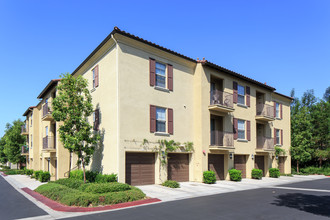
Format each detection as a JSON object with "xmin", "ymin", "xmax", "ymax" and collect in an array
[
  {"xmin": 90, "ymin": 128, "xmax": 105, "ymax": 173},
  {"xmin": 272, "ymin": 193, "xmax": 330, "ymax": 217}
]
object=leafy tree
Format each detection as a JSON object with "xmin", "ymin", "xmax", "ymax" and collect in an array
[
  {"xmin": 52, "ymin": 73, "xmax": 99, "ymax": 183},
  {"xmin": 0, "ymin": 137, "xmax": 8, "ymax": 164},
  {"xmin": 2, "ymin": 120, "xmax": 26, "ymax": 167},
  {"xmin": 323, "ymin": 86, "xmax": 330, "ymax": 102}
]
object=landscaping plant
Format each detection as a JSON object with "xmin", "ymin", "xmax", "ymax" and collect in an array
[
  {"xmin": 203, "ymin": 170, "xmax": 217, "ymax": 184},
  {"xmin": 229, "ymin": 169, "xmax": 242, "ymax": 181},
  {"xmin": 251, "ymin": 169, "xmax": 263, "ymax": 180},
  {"xmin": 269, "ymin": 168, "xmax": 280, "ymax": 178},
  {"xmin": 162, "ymin": 180, "xmax": 180, "ymax": 188},
  {"xmin": 38, "ymin": 171, "xmax": 51, "ymax": 182}
]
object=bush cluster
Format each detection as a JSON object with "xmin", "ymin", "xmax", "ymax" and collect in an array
[
  {"xmin": 34, "ymin": 170, "xmax": 43, "ymax": 179},
  {"xmin": 54, "ymin": 178, "xmax": 84, "ymax": 189},
  {"xmin": 4, "ymin": 170, "xmax": 24, "ymax": 175},
  {"xmin": 251, "ymin": 169, "xmax": 263, "ymax": 180},
  {"xmin": 70, "ymin": 170, "xmax": 118, "ymax": 183},
  {"xmin": 95, "ymin": 173, "xmax": 118, "ymax": 183},
  {"xmin": 35, "ymin": 182, "xmax": 145, "ymax": 207},
  {"xmin": 79, "ymin": 182, "xmax": 131, "ymax": 194},
  {"xmin": 229, "ymin": 169, "xmax": 242, "ymax": 181},
  {"xmin": 203, "ymin": 171, "xmax": 216, "ymax": 184},
  {"xmin": 269, "ymin": 168, "xmax": 280, "ymax": 178},
  {"xmin": 162, "ymin": 180, "xmax": 180, "ymax": 188},
  {"xmin": 39, "ymin": 172, "xmax": 51, "ymax": 182}
]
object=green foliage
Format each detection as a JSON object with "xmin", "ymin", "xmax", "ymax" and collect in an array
[
  {"xmin": 229, "ymin": 169, "xmax": 242, "ymax": 181},
  {"xmin": 297, "ymin": 166, "xmax": 330, "ymax": 176},
  {"xmin": 54, "ymin": 178, "xmax": 84, "ymax": 189},
  {"xmin": 0, "ymin": 138, "xmax": 8, "ymax": 164},
  {"xmin": 79, "ymin": 182, "xmax": 131, "ymax": 194},
  {"xmin": 70, "ymin": 170, "xmax": 84, "ymax": 180},
  {"xmin": 281, "ymin": 173, "xmax": 293, "ymax": 177},
  {"xmin": 38, "ymin": 171, "xmax": 51, "ymax": 182},
  {"xmin": 4, "ymin": 170, "xmax": 24, "ymax": 175},
  {"xmin": 251, "ymin": 169, "xmax": 263, "ymax": 180},
  {"xmin": 269, "ymin": 168, "xmax": 280, "ymax": 178},
  {"xmin": 203, "ymin": 171, "xmax": 217, "ymax": 184},
  {"xmin": 35, "ymin": 182, "xmax": 145, "ymax": 207},
  {"xmin": 95, "ymin": 173, "xmax": 118, "ymax": 183},
  {"xmin": 26, "ymin": 169, "xmax": 34, "ymax": 175},
  {"xmin": 52, "ymin": 73, "xmax": 100, "ymax": 182},
  {"xmin": 34, "ymin": 170, "xmax": 43, "ymax": 179},
  {"xmin": 275, "ymin": 146, "xmax": 286, "ymax": 157},
  {"xmin": 162, "ymin": 180, "xmax": 180, "ymax": 188}
]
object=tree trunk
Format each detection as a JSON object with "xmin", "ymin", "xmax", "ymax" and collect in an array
[
  {"xmin": 68, "ymin": 151, "xmax": 72, "ymax": 178},
  {"xmin": 319, "ymin": 157, "xmax": 322, "ymax": 168},
  {"xmin": 297, "ymin": 161, "xmax": 299, "ymax": 173},
  {"xmin": 82, "ymin": 157, "xmax": 86, "ymax": 183}
]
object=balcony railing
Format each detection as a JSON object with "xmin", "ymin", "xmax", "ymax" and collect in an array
[
  {"xmin": 210, "ymin": 131, "xmax": 234, "ymax": 147},
  {"xmin": 210, "ymin": 90, "xmax": 234, "ymax": 108},
  {"xmin": 21, "ymin": 125, "xmax": 28, "ymax": 134},
  {"xmin": 256, "ymin": 103, "xmax": 274, "ymax": 118},
  {"xmin": 21, "ymin": 145, "xmax": 29, "ymax": 154},
  {"xmin": 257, "ymin": 136, "xmax": 274, "ymax": 150},
  {"xmin": 43, "ymin": 136, "xmax": 56, "ymax": 150},
  {"xmin": 42, "ymin": 102, "xmax": 52, "ymax": 118}
]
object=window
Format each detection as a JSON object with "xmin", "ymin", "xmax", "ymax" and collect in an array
[
  {"xmin": 276, "ymin": 102, "xmax": 280, "ymax": 118},
  {"xmin": 30, "ymin": 134, "xmax": 33, "ymax": 149},
  {"xmin": 45, "ymin": 126, "xmax": 48, "ymax": 137},
  {"xmin": 155, "ymin": 62, "xmax": 166, "ymax": 88},
  {"xmin": 92, "ymin": 68, "xmax": 96, "ymax": 88},
  {"xmin": 237, "ymin": 84, "xmax": 245, "ymax": 105},
  {"xmin": 156, "ymin": 107, "xmax": 166, "ymax": 132},
  {"xmin": 276, "ymin": 129, "xmax": 280, "ymax": 145},
  {"xmin": 238, "ymin": 120, "xmax": 245, "ymax": 139},
  {"xmin": 92, "ymin": 65, "xmax": 99, "ymax": 88},
  {"xmin": 30, "ymin": 112, "xmax": 33, "ymax": 127}
]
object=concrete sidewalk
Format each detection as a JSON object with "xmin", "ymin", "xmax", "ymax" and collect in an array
[{"xmin": 137, "ymin": 175, "xmax": 328, "ymax": 201}]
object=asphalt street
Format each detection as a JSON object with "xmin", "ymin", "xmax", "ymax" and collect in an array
[
  {"xmin": 0, "ymin": 176, "xmax": 47, "ymax": 220},
  {"xmin": 63, "ymin": 178, "xmax": 330, "ymax": 220}
]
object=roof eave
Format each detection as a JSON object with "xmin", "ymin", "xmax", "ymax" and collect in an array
[{"xmin": 37, "ymin": 79, "xmax": 60, "ymax": 99}]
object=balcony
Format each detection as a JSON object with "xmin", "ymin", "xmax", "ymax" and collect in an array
[
  {"xmin": 21, "ymin": 125, "xmax": 28, "ymax": 135},
  {"xmin": 43, "ymin": 136, "xmax": 56, "ymax": 151},
  {"xmin": 21, "ymin": 145, "xmax": 29, "ymax": 155},
  {"xmin": 256, "ymin": 104, "xmax": 275, "ymax": 122},
  {"xmin": 256, "ymin": 136, "xmax": 275, "ymax": 151},
  {"xmin": 42, "ymin": 102, "xmax": 53, "ymax": 121},
  {"xmin": 209, "ymin": 90, "xmax": 234, "ymax": 113},
  {"xmin": 210, "ymin": 131, "xmax": 234, "ymax": 149}
]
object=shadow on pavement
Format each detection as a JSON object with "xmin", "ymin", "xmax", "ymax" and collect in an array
[{"xmin": 272, "ymin": 193, "xmax": 330, "ymax": 217}]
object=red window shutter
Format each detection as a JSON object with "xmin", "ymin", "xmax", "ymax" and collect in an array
[
  {"xmin": 233, "ymin": 81, "xmax": 238, "ymax": 104},
  {"xmin": 273, "ymin": 102, "xmax": 276, "ymax": 117},
  {"xmin": 280, "ymin": 104, "xmax": 283, "ymax": 119},
  {"xmin": 95, "ymin": 65, "xmax": 99, "ymax": 87},
  {"xmin": 247, "ymin": 120, "xmax": 251, "ymax": 141},
  {"xmin": 281, "ymin": 129, "xmax": 283, "ymax": 145},
  {"xmin": 167, "ymin": 64, "xmax": 173, "ymax": 91},
  {"xmin": 246, "ymin": 86, "xmax": 250, "ymax": 107},
  {"xmin": 233, "ymin": 118, "xmax": 238, "ymax": 140},
  {"xmin": 150, "ymin": 105, "xmax": 156, "ymax": 133},
  {"xmin": 168, "ymin": 108, "xmax": 173, "ymax": 134},
  {"xmin": 150, "ymin": 58, "xmax": 156, "ymax": 86},
  {"xmin": 274, "ymin": 128, "xmax": 277, "ymax": 145}
]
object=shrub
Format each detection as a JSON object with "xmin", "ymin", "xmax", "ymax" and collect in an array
[
  {"xmin": 251, "ymin": 169, "xmax": 263, "ymax": 180},
  {"xmin": 269, "ymin": 168, "xmax": 280, "ymax": 178},
  {"xmin": 54, "ymin": 178, "xmax": 84, "ymax": 189},
  {"xmin": 95, "ymin": 173, "xmax": 118, "ymax": 183},
  {"xmin": 229, "ymin": 169, "xmax": 242, "ymax": 181},
  {"xmin": 70, "ymin": 170, "xmax": 84, "ymax": 180},
  {"xmin": 39, "ymin": 171, "xmax": 51, "ymax": 182},
  {"xmin": 162, "ymin": 180, "xmax": 180, "ymax": 188},
  {"xmin": 79, "ymin": 182, "xmax": 131, "ymax": 194},
  {"xmin": 26, "ymin": 169, "xmax": 34, "ymax": 175},
  {"xmin": 203, "ymin": 171, "xmax": 217, "ymax": 184},
  {"xmin": 34, "ymin": 170, "xmax": 43, "ymax": 179},
  {"xmin": 86, "ymin": 171, "xmax": 99, "ymax": 182},
  {"xmin": 4, "ymin": 170, "xmax": 24, "ymax": 175}
]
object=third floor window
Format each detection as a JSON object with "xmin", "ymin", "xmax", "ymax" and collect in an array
[
  {"xmin": 237, "ymin": 84, "xmax": 245, "ymax": 105},
  {"xmin": 155, "ymin": 62, "xmax": 166, "ymax": 88}
]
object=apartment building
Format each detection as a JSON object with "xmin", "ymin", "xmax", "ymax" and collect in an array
[{"xmin": 22, "ymin": 27, "xmax": 292, "ymax": 184}]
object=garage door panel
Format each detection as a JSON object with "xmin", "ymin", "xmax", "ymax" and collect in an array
[
  {"xmin": 208, "ymin": 154, "xmax": 224, "ymax": 180},
  {"xmin": 126, "ymin": 153, "xmax": 155, "ymax": 186},
  {"xmin": 168, "ymin": 154, "xmax": 189, "ymax": 182},
  {"xmin": 234, "ymin": 155, "xmax": 246, "ymax": 178}
]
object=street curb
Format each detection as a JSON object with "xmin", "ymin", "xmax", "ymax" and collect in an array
[
  {"xmin": 22, "ymin": 187, "xmax": 161, "ymax": 212},
  {"xmin": 0, "ymin": 171, "xmax": 8, "ymax": 176}
]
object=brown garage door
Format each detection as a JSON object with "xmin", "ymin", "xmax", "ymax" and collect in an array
[
  {"xmin": 279, "ymin": 157, "xmax": 285, "ymax": 173},
  {"xmin": 255, "ymin": 155, "xmax": 265, "ymax": 177},
  {"xmin": 168, "ymin": 153, "xmax": 189, "ymax": 182},
  {"xmin": 234, "ymin": 155, "xmax": 247, "ymax": 178},
  {"xmin": 126, "ymin": 153, "xmax": 155, "ymax": 186},
  {"xmin": 208, "ymin": 154, "xmax": 224, "ymax": 180}
]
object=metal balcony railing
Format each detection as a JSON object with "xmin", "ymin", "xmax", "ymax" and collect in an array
[
  {"xmin": 256, "ymin": 103, "xmax": 274, "ymax": 118},
  {"xmin": 210, "ymin": 131, "xmax": 234, "ymax": 147},
  {"xmin": 43, "ymin": 136, "xmax": 56, "ymax": 150},
  {"xmin": 21, "ymin": 145, "xmax": 29, "ymax": 154},
  {"xmin": 210, "ymin": 90, "xmax": 234, "ymax": 108},
  {"xmin": 257, "ymin": 136, "xmax": 274, "ymax": 150},
  {"xmin": 42, "ymin": 102, "xmax": 52, "ymax": 118}
]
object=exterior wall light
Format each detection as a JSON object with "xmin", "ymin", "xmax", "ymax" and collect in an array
[
  {"xmin": 229, "ymin": 153, "xmax": 233, "ymax": 159},
  {"xmin": 251, "ymin": 154, "xmax": 254, "ymax": 160}
]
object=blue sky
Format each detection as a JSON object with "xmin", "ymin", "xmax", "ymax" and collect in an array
[{"xmin": 0, "ymin": 0, "xmax": 329, "ymax": 137}]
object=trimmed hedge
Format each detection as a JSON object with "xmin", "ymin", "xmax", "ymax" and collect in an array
[
  {"xmin": 35, "ymin": 183, "xmax": 146, "ymax": 207},
  {"xmin": 39, "ymin": 171, "xmax": 51, "ymax": 182},
  {"xmin": 203, "ymin": 171, "xmax": 217, "ymax": 184},
  {"xmin": 162, "ymin": 180, "xmax": 180, "ymax": 188},
  {"xmin": 54, "ymin": 178, "xmax": 84, "ymax": 189},
  {"xmin": 4, "ymin": 170, "xmax": 24, "ymax": 175},
  {"xmin": 229, "ymin": 169, "xmax": 242, "ymax": 181},
  {"xmin": 70, "ymin": 170, "xmax": 118, "ymax": 183},
  {"xmin": 95, "ymin": 173, "xmax": 118, "ymax": 183},
  {"xmin": 269, "ymin": 168, "xmax": 280, "ymax": 178},
  {"xmin": 26, "ymin": 169, "xmax": 34, "ymax": 175},
  {"xmin": 34, "ymin": 170, "xmax": 43, "ymax": 179},
  {"xmin": 251, "ymin": 169, "xmax": 263, "ymax": 180},
  {"xmin": 79, "ymin": 182, "xmax": 131, "ymax": 194}
]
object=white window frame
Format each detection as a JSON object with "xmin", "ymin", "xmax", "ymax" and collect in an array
[
  {"xmin": 276, "ymin": 129, "xmax": 280, "ymax": 145},
  {"xmin": 30, "ymin": 134, "xmax": 33, "ymax": 149},
  {"xmin": 276, "ymin": 102, "xmax": 280, "ymax": 118},
  {"xmin": 155, "ymin": 62, "xmax": 166, "ymax": 88},
  {"xmin": 237, "ymin": 84, "xmax": 245, "ymax": 105},
  {"xmin": 238, "ymin": 119, "xmax": 245, "ymax": 140},
  {"xmin": 92, "ymin": 68, "xmax": 96, "ymax": 88},
  {"xmin": 156, "ymin": 107, "xmax": 166, "ymax": 133}
]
